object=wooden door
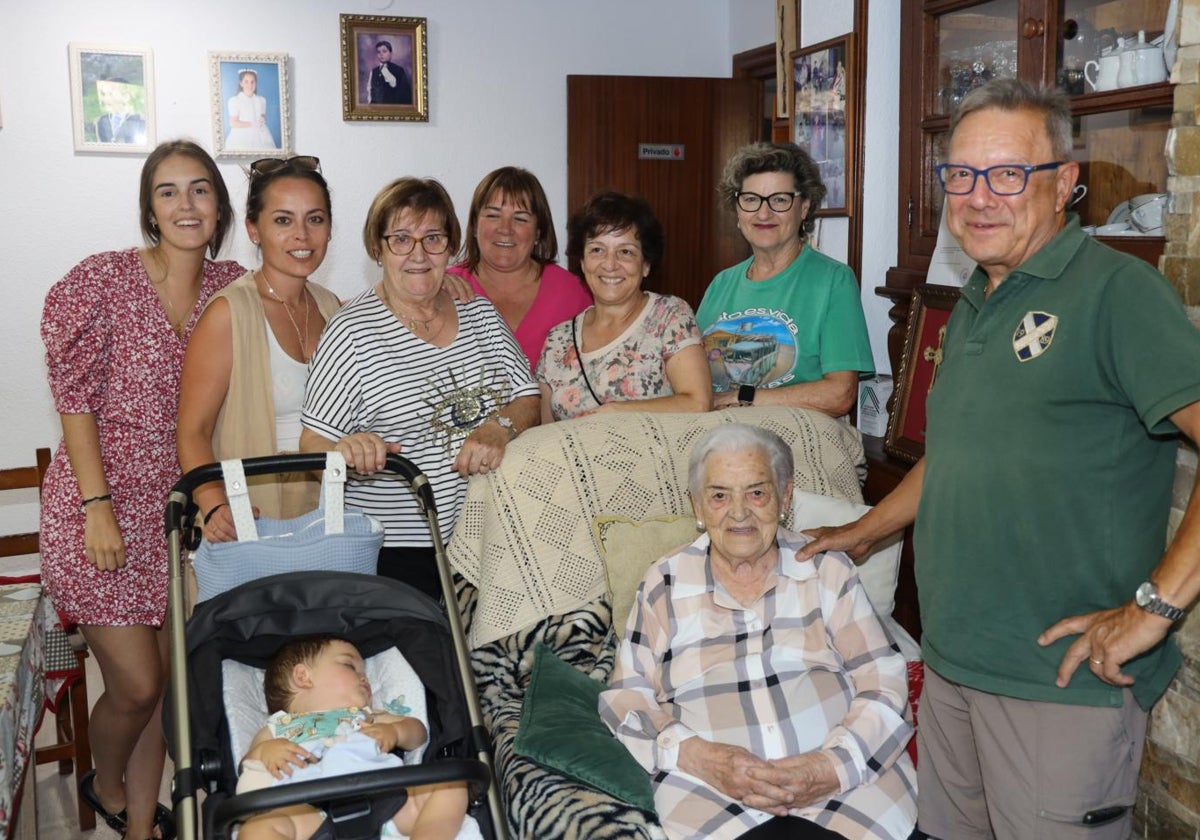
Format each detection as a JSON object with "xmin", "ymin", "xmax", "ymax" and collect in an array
[{"xmin": 567, "ymin": 76, "xmax": 760, "ymax": 308}]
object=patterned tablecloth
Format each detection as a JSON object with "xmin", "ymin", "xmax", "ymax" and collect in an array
[{"xmin": 0, "ymin": 583, "xmax": 52, "ymax": 837}]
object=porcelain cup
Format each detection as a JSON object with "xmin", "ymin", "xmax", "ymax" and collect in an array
[{"xmin": 1085, "ymin": 54, "xmax": 1120, "ymax": 91}]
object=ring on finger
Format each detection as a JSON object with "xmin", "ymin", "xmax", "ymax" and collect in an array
[{"xmin": 1090, "ymin": 657, "xmax": 1103, "ymax": 666}]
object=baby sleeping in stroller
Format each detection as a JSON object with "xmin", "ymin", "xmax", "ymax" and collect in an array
[{"xmin": 237, "ymin": 636, "xmax": 472, "ymax": 840}]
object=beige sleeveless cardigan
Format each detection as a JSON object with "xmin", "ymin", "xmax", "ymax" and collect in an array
[{"xmin": 209, "ymin": 272, "xmax": 342, "ymax": 519}]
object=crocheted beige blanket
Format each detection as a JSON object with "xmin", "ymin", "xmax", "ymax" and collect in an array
[{"xmin": 448, "ymin": 407, "xmax": 865, "ymax": 646}]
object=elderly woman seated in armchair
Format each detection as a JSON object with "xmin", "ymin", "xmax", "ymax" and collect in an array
[{"xmin": 599, "ymin": 424, "xmax": 916, "ymax": 840}]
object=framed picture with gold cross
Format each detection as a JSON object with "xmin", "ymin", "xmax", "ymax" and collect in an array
[{"xmin": 885, "ymin": 283, "xmax": 962, "ymax": 464}]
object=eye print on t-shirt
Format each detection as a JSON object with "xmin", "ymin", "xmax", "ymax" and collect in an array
[
  {"xmin": 702, "ymin": 312, "xmax": 798, "ymax": 392},
  {"xmin": 421, "ymin": 367, "xmax": 511, "ymax": 454}
]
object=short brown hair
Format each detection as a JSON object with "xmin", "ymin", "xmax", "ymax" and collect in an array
[
  {"xmin": 262, "ymin": 635, "xmax": 348, "ymax": 714},
  {"xmin": 462, "ymin": 167, "xmax": 559, "ymax": 272},
  {"xmin": 362, "ymin": 177, "xmax": 462, "ymax": 262},
  {"xmin": 565, "ymin": 191, "xmax": 665, "ymax": 277},
  {"xmin": 718, "ymin": 142, "xmax": 824, "ymax": 240},
  {"xmin": 138, "ymin": 140, "xmax": 233, "ymax": 258}
]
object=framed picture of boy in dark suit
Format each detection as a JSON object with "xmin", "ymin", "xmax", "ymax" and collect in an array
[
  {"xmin": 339, "ymin": 14, "xmax": 428, "ymax": 122},
  {"xmin": 68, "ymin": 43, "xmax": 156, "ymax": 154}
]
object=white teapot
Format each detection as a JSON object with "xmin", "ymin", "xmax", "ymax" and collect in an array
[{"xmin": 1118, "ymin": 31, "xmax": 1167, "ymax": 87}]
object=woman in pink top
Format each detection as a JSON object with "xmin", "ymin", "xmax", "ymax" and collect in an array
[{"xmin": 447, "ymin": 167, "xmax": 591, "ymax": 372}]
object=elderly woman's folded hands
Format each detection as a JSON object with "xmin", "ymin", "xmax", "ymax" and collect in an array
[
  {"xmin": 677, "ymin": 738, "xmax": 771, "ymax": 802},
  {"xmin": 680, "ymin": 737, "xmax": 840, "ymax": 816},
  {"xmin": 743, "ymin": 752, "xmax": 840, "ymax": 815}
]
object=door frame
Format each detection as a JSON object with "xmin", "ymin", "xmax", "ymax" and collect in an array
[{"xmin": 732, "ymin": 0, "xmax": 869, "ymax": 283}]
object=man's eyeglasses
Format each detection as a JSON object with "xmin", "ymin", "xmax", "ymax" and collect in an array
[
  {"xmin": 735, "ymin": 191, "xmax": 804, "ymax": 213},
  {"xmin": 383, "ymin": 232, "xmax": 450, "ymax": 257},
  {"xmin": 249, "ymin": 155, "xmax": 322, "ymax": 177},
  {"xmin": 934, "ymin": 162, "xmax": 1064, "ymax": 196}
]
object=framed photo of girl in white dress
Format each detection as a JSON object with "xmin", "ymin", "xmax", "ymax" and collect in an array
[{"xmin": 208, "ymin": 52, "xmax": 291, "ymax": 159}]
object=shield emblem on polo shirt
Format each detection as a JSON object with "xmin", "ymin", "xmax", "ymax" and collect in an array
[{"xmin": 1012, "ymin": 311, "xmax": 1058, "ymax": 362}]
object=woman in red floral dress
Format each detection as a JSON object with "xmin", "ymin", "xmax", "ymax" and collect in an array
[{"xmin": 39, "ymin": 140, "xmax": 243, "ymax": 840}]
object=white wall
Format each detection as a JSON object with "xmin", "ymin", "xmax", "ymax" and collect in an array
[
  {"xmin": 798, "ymin": 0, "xmax": 900, "ymax": 377},
  {"xmin": 0, "ymin": 0, "xmax": 735, "ymax": 468},
  {"xmin": 728, "ymin": 0, "xmax": 777, "ymax": 55},
  {"xmin": 859, "ymin": 3, "xmax": 901, "ymax": 376}
]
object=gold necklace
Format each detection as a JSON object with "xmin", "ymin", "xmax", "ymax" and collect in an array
[
  {"xmin": 162, "ymin": 294, "xmax": 186, "ymax": 337},
  {"xmin": 257, "ymin": 270, "xmax": 311, "ymax": 362},
  {"xmin": 146, "ymin": 249, "xmax": 197, "ymax": 337},
  {"xmin": 382, "ymin": 285, "xmax": 443, "ymax": 333}
]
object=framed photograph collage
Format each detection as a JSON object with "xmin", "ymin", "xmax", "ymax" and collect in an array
[{"xmin": 65, "ymin": 14, "xmax": 429, "ymax": 158}]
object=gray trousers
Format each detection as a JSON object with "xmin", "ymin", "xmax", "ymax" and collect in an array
[{"xmin": 917, "ymin": 666, "xmax": 1146, "ymax": 840}]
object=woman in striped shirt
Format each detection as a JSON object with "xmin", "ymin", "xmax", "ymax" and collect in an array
[{"xmin": 300, "ymin": 177, "xmax": 539, "ymax": 600}]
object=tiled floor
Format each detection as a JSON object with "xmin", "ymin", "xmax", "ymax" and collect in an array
[{"xmin": 33, "ymin": 652, "xmax": 172, "ymax": 839}]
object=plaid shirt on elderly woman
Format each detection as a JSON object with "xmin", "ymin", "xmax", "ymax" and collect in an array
[{"xmin": 599, "ymin": 528, "xmax": 917, "ymax": 840}]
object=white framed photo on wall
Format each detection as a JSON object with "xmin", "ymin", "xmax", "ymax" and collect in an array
[
  {"xmin": 68, "ymin": 42, "xmax": 156, "ymax": 154},
  {"xmin": 209, "ymin": 51, "xmax": 291, "ymax": 159}
]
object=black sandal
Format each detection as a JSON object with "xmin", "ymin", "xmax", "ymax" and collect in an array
[
  {"xmin": 154, "ymin": 803, "xmax": 177, "ymax": 840},
  {"xmin": 78, "ymin": 769, "xmax": 128, "ymax": 834},
  {"xmin": 119, "ymin": 805, "xmax": 174, "ymax": 840}
]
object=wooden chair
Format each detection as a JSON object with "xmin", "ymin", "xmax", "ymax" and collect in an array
[{"xmin": 0, "ymin": 447, "xmax": 95, "ymax": 831}]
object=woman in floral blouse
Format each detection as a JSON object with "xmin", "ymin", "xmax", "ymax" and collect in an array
[{"xmin": 535, "ymin": 191, "xmax": 710, "ymax": 421}]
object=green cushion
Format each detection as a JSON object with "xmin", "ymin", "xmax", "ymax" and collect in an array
[{"xmin": 513, "ymin": 644, "xmax": 657, "ymax": 814}]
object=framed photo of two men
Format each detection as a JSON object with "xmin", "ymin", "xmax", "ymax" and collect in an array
[{"xmin": 340, "ymin": 14, "xmax": 429, "ymax": 122}]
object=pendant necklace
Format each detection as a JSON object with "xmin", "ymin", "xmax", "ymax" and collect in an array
[
  {"xmin": 258, "ymin": 270, "xmax": 311, "ymax": 361},
  {"xmin": 147, "ymin": 249, "xmax": 196, "ymax": 337},
  {"xmin": 383, "ymin": 285, "xmax": 442, "ymax": 333}
]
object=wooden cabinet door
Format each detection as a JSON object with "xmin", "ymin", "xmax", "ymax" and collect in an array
[{"xmin": 567, "ymin": 75, "xmax": 760, "ymax": 308}]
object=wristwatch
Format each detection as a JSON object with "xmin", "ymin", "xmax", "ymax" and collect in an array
[
  {"xmin": 737, "ymin": 384, "xmax": 756, "ymax": 406},
  {"xmin": 493, "ymin": 414, "xmax": 518, "ymax": 441},
  {"xmin": 1135, "ymin": 581, "xmax": 1186, "ymax": 622}
]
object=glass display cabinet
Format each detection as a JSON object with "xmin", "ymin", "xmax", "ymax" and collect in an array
[{"xmin": 893, "ymin": 0, "xmax": 1171, "ymax": 278}]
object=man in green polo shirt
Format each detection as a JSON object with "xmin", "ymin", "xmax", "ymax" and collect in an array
[{"xmin": 800, "ymin": 78, "xmax": 1200, "ymax": 839}]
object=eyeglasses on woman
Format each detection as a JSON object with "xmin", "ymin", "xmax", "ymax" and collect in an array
[
  {"xmin": 383, "ymin": 232, "xmax": 450, "ymax": 257},
  {"xmin": 735, "ymin": 190, "xmax": 804, "ymax": 213}
]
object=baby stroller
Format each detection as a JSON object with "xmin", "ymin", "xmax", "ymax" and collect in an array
[{"xmin": 162, "ymin": 453, "xmax": 505, "ymax": 840}]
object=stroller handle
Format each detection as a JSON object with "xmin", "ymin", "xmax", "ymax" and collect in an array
[{"xmin": 165, "ymin": 453, "xmax": 433, "ymax": 534}]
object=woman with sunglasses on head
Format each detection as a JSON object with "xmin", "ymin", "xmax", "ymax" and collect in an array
[
  {"xmin": 299, "ymin": 177, "xmax": 539, "ymax": 600},
  {"xmin": 39, "ymin": 139, "xmax": 243, "ymax": 840},
  {"xmin": 178, "ymin": 156, "xmax": 341, "ymax": 541},
  {"xmin": 697, "ymin": 143, "xmax": 873, "ymax": 417}
]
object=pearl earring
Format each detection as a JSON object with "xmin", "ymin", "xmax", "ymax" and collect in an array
[{"xmin": 695, "ymin": 519, "xmax": 704, "ymax": 530}]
